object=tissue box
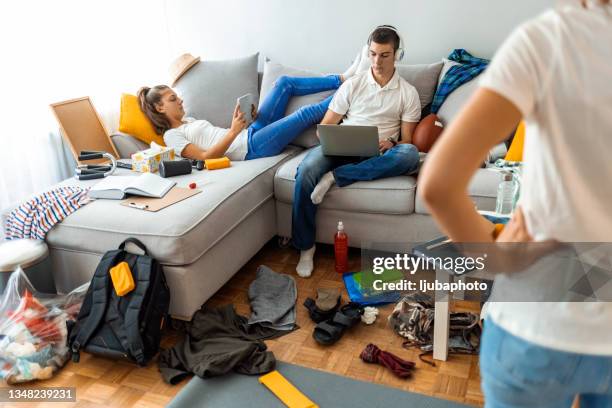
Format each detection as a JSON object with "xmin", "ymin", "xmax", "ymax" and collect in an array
[{"xmin": 131, "ymin": 146, "xmax": 175, "ymax": 173}]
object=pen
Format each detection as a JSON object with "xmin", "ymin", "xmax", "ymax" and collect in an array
[{"xmin": 128, "ymin": 203, "xmax": 149, "ymax": 210}]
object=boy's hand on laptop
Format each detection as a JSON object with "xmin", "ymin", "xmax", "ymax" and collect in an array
[{"xmin": 379, "ymin": 140, "xmax": 394, "ymax": 153}]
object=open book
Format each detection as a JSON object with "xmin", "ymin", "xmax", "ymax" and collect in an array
[{"xmin": 88, "ymin": 173, "xmax": 176, "ymax": 200}]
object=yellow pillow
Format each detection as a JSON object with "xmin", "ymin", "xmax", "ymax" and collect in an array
[
  {"xmin": 504, "ymin": 121, "xmax": 525, "ymax": 162},
  {"xmin": 119, "ymin": 93, "xmax": 166, "ymax": 146}
]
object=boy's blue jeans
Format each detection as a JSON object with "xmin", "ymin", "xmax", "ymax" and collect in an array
[
  {"xmin": 481, "ymin": 320, "xmax": 612, "ymax": 408},
  {"xmin": 245, "ymin": 75, "xmax": 341, "ymax": 160},
  {"xmin": 291, "ymin": 143, "xmax": 419, "ymax": 250}
]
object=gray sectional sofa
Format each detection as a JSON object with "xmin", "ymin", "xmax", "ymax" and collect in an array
[{"xmin": 44, "ymin": 53, "xmax": 506, "ymax": 320}]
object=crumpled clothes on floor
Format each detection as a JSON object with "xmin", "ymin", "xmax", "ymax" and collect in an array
[{"xmin": 158, "ymin": 304, "xmax": 295, "ymax": 385}]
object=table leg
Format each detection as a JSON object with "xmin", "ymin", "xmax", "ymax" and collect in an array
[{"xmin": 433, "ymin": 268, "xmax": 451, "ymax": 361}]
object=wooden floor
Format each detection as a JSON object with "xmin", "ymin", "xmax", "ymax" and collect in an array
[{"xmin": 3, "ymin": 240, "xmax": 484, "ymax": 408}]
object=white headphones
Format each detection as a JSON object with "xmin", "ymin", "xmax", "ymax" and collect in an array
[{"xmin": 368, "ymin": 25, "xmax": 405, "ymax": 62}]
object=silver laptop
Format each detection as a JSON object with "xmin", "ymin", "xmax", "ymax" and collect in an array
[{"xmin": 317, "ymin": 125, "xmax": 380, "ymax": 157}]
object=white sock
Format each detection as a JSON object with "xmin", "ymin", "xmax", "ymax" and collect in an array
[
  {"xmin": 341, "ymin": 45, "xmax": 370, "ymax": 80},
  {"xmin": 296, "ymin": 245, "xmax": 316, "ymax": 278},
  {"xmin": 310, "ymin": 171, "xmax": 335, "ymax": 204}
]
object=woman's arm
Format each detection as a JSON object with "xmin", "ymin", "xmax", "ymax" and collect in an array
[
  {"xmin": 180, "ymin": 104, "xmax": 247, "ymax": 161},
  {"xmin": 418, "ymin": 88, "xmax": 522, "ymax": 242}
]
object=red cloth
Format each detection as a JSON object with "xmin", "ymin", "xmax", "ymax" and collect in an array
[{"xmin": 359, "ymin": 343, "xmax": 416, "ymax": 378}]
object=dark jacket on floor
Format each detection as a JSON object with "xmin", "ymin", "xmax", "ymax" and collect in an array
[{"xmin": 158, "ymin": 304, "xmax": 290, "ymax": 384}]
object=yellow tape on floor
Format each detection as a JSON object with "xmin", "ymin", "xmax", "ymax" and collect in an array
[{"xmin": 259, "ymin": 370, "xmax": 318, "ymax": 408}]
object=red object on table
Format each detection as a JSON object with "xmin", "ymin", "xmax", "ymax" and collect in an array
[{"xmin": 189, "ymin": 182, "xmax": 196, "ymax": 189}]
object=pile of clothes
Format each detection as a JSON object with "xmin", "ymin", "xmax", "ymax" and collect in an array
[
  {"xmin": 0, "ymin": 269, "xmax": 87, "ymax": 384},
  {"xmin": 159, "ymin": 265, "xmax": 298, "ymax": 384}
]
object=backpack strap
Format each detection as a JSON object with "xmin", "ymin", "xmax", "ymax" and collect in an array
[
  {"xmin": 70, "ymin": 249, "xmax": 124, "ymax": 362},
  {"xmin": 123, "ymin": 253, "xmax": 153, "ymax": 366}
]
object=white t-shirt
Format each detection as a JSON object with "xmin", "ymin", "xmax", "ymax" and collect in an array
[
  {"xmin": 480, "ymin": 2, "xmax": 612, "ymax": 355},
  {"xmin": 329, "ymin": 69, "xmax": 421, "ymax": 142},
  {"xmin": 163, "ymin": 117, "xmax": 249, "ymax": 161}
]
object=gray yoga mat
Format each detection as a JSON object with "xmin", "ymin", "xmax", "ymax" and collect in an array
[{"xmin": 168, "ymin": 361, "xmax": 473, "ymax": 408}]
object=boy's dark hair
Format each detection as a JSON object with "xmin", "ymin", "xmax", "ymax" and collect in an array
[{"xmin": 368, "ymin": 26, "xmax": 401, "ymax": 52}]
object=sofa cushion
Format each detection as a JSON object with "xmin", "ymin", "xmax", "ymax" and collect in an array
[
  {"xmin": 259, "ymin": 60, "xmax": 336, "ymax": 149},
  {"xmin": 46, "ymin": 146, "xmax": 301, "ymax": 265},
  {"xmin": 175, "ymin": 53, "xmax": 259, "ymax": 128},
  {"xmin": 274, "ymin": 150, "xmax": 416, "ymax": 215},
  {"xmin": 396, "ymin": 61, "xmax": 443, "ymax": 110},
  {"xmin": 414, "ymin": 167, "xmax": 503, "ymax": 214},
  {"xmin": 118, "ymin": 93, "xmax": 165, "ymax": 146},
  {"xmin": 111, "ymin": 133, "xmax": 149, "ymax": 158},
  {"xmin": 436, "ymin": 77, "xmax": 479, "ymax": 126}
]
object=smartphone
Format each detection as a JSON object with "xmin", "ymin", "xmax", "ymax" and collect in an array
[{"xmin": 236, "ymin": 93, "xmax": 254, "ymax": 124}]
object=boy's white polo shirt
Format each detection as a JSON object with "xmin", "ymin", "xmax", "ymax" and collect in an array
[{"xmin": 329, "ymin": 69, "xmax": 421, "ymax": 142}]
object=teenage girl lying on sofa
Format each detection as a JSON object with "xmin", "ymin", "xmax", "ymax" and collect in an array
[{"xmin": 138, "ymin": 75, "xmax": 345, "ymax": 162}]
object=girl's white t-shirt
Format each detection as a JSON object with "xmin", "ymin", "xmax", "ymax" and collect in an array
[
  {"xmin": 479, "ymin": 2, "xmax": 612, "ymax": 355},
  {"xmin": 164, "ymin": 117, "xmax": 249, "ymax": 161}
]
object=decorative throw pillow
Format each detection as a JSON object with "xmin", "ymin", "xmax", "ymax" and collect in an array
[
  {"xmin": 413, "ymin": 114, "xmax": 444, "ymax": 153},
  {"xmin": 118, "ymin": 93, "xmax": 165, "ymax": 146},
  {"xmin": 174, "ymin": 53, "xmax": 259, "ymax": 128},
  {"xmin": 259, "ymin": 59, "xmax": 336, "ymax": 149},
  {"xmin": 396, "ymin": 61, "xmax": 444, "ymax": 111},
  {"xmin": 504, "ymin": 121, "xmax": 525, "ymax": 161}
]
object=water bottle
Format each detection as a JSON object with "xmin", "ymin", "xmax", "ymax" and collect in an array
[
  {"xmin": 334, "ymin": 221, "xmax": 348, "ymax": 274},
  {"xmin": 495, "ymin": 171, "xmax": 518, "ymax": 215}
]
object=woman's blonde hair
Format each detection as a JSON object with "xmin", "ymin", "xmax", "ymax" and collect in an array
[{"xmin": 137, "ymin": 85, "xmax": 172, "ymax": 134}]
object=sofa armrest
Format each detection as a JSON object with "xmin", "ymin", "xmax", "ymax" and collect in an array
[{"xmin": 110, "ymin": 133, "xmax": 149, "ymax": 158}]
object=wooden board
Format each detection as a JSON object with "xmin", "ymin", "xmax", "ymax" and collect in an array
[
  {"xmin": 50, "ymin": 96, "xmax": 119, "ymax": 165},
  {"xmin": 119, "ymin": 187, "xmax": 201, "ymax": 212}
]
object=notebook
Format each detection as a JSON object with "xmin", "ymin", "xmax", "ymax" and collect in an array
[{"xmin": 88, "ymin": 173, "xmax": 176, "ymax": 200}]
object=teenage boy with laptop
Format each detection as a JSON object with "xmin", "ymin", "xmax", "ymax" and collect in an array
[{"xmin": 292, "ymin": 25, "xmax": 421, "ymax": 277}]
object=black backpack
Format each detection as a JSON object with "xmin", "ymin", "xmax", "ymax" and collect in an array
[{"xmin": 67, "ymin": 238, "xmax": 170, "ymax": 366}]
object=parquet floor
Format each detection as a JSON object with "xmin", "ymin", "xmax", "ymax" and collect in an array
[{"xmin": 2, "ymin": 240, "xmax": 485, "ymax": 408}]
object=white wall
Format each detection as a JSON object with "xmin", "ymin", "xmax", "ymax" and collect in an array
[{"xmin": 164, "ymin": 0, "xmax": 553, "ymax": 73}]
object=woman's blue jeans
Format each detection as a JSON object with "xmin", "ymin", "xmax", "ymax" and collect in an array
[
  {"xmin": 480, "ymin": 320, "xmax": 612, "ymax": 408},
  {"xmin": 244, "ymin": 75, "xmax": 341, "ymax": 160}
]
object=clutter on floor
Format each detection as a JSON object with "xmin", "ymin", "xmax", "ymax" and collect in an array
[
  {"xmin": 160, "ymin": 265, "xmax": 297, "ymax": 384},
  {"xmin": 248, "ymin": 265, "xmax": 298, "ymax": 331},
  {"xmin": 68, "ymin": 238, "xmax": 170, "ymax": 366},
  {"xmin": 342, "ymin": 268, "xmax": 403, "ymax": 305},
  {"xmin": 4, "ymin": 186, "xmax": 92, "ymax": 240},
  {"xmin": 312, "ymin": 302, "xmax": 364, "ymax": 345},
  {"xmin": 0, "ymin": 268, "xmax": 87, "ymax": 384},
  {"xmin": 159, "ymin": 303, "xmax": 292, "ymax": 384},
  {"xmin": 388, "ymin": 293, "xmax": 481, "ymax": 362},
  {"xmin": 360, "ymin": 306, "xmax": 379, "ymax": 325},
  {"xmin": 359, "ymin": 343, "xmax": 416, "ymax": 379},
  {"xmin": 259, "ymin": 370, "xmax": 318, "ymax": 408},
  {"xmin": 303, "ymin": 288, "xmax": 341, "ymax": 323}
]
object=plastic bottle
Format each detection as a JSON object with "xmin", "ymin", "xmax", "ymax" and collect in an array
[
  {"xmin": 495, "ymin": 171, "xmax": 519, "ymax": 215},
  {"xmin": 334, "ymin": 221, "xmax": 348, "ymax": 274}
]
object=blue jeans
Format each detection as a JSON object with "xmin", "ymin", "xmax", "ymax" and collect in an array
[
  {"xmin": 291, "ymin": 143, "xmax": 419, "ymax": 250},
  {"xmin": 480, "ymin": 320, "xmax": 612, "ymax": 408},
  {"xmin": 244, "ymin": 75, "xmax": 341, "ymax": 160}
]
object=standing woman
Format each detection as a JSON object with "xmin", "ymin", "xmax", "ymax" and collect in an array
[{"xmin": 419, "ymin": 1, "xmax": 612, "ymax": 407}]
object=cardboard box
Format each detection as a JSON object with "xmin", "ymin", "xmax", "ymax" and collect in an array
[{"xmin": 131, "ymin": 146, "xmax": 175, "ymax": 173}]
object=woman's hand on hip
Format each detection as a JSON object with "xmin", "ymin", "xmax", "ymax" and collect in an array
[
  {"xmin": 230, "ymin": 103, "xmax": 247, "ymax": 134},
  {"xmin": 496, "ymin": 207, "xmax": 533, "ymax": 243}
]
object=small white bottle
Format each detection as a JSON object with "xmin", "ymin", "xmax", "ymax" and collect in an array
[{"xmin": 495, "ymin": 171, "xmax": 519, "ymax": 215}]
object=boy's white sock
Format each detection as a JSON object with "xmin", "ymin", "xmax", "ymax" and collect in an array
[
  {"xmin": 311, "ymin": 171, "xmax": 335, "ymax": 204},
  {"xmin": 296, "ymin": 245, "xmax": 316, "ymax": 278}
]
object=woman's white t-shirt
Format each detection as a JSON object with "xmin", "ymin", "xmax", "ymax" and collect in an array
[
  {"xmin": 479, "ymin": 2, "xmax": 612, "ymax": 355},
  {"xmin": 164, "ymin": 117, "xmax": 249, "ymax": 161}
]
